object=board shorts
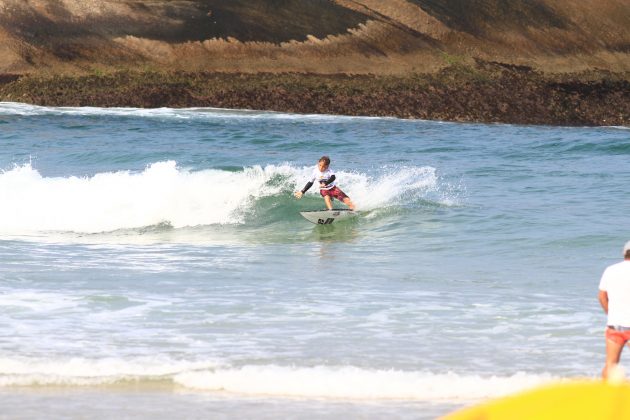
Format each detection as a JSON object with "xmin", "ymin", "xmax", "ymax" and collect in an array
[
  {"xmin": 320, "ymin": 186, "xmax": 349, "ymax": 202},
  {"xmin": 606, "ymin": 326, "xmax": 630, "ymax": 345}
]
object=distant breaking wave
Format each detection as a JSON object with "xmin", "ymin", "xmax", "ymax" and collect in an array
[
  {"xmin": 0, "ymin": 356, "xmax": 557, "ymax": 401},
  {"xmin": 0, "ymin": 102, "xmax": 402, "ymax": 122},
  {"xmin": 0, "ymin": 161, "xmax": 453, "ymax": 235}
]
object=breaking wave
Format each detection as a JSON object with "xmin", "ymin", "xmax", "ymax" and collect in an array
[{"xmin": 0, "ymin": 160, "xmax": 456, "ymax": 235}]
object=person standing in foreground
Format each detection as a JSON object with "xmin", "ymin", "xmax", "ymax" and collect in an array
[
  {"xmin": 294, "ymin": 156, "xmax": 355, "ymax": 210},
  {"xmin": 598, "ymin": 240, "xmax": 630, "ymax": 379}
]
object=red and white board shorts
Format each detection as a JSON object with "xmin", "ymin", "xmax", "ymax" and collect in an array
[{"xmin": 320, "ymin": 186, "xmax": 349, "ymax": 201}]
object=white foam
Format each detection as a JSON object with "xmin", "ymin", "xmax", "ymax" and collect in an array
[
  {"xmin": 174, "ymin": 365, "xmax": 555, "ymax": 401},
  {"xmin": 0, "ymin": 357, "xmax": 558, "ymax": 401},
  {"xmin": 0, "ymin": 290, "xmax": 81, "ymax": 312},
  {"xmin": 0, "ymin": 102, "xmax": 400, "ymax": 122},
  {"xmin": 0, "ymin": 161, "xmax": 290, "ymax": 234},
  {"xmin": 0, "ymin": 356, "xmax": 220, "ymax": 387},
  {"xmin": 0, "ymin": 102, "xmax": 267, "ymax": 119},
  {"xmin": 0, "ymin": 161, "xmax": 445, "ymax": 235}
]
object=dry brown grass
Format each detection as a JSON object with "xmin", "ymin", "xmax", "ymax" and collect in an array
[
  {"xmin": 334, "ymin": 0, "xmax": 450, "ymax": 40},
  {"xmin": 0, "ymin": 0, "xmax": 629, "ymax": 75}
]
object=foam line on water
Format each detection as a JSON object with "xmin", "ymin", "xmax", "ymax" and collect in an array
[
  {"xmin": 0, "ymin": 102, "xmax": 402, "ymax": 122},
  {"xmin": 174, "ymin": 366, "xmax": 557, "ymax": 400},
  {"xmin": 0, "ymin": 357, "xmax": 220, "ymax": 387},
  {"xmin": 0, "ymin": 357, "xmax": 558, "ymax": 400}
]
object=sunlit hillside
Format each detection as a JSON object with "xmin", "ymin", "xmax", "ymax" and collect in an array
[{"xmin": 1, "ymin": 0, "xmax": 629, "ymax": 74}]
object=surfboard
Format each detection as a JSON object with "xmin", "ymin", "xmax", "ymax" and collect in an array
[
  {"xmin": 299, "ymin": 209, "xmax": 357, "ymax": 225},
  {"xmin": 444, "ymin": 380, "xmax": 630, "ymax": 420}
]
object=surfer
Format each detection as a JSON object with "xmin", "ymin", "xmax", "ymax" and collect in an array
[
  {"xmin": 598, "ymin": 240, "xmax": 630, "ymax": 379},
  {"xmin": 294, "ymin": 156, "xmax": 355, "ymax": 210}
]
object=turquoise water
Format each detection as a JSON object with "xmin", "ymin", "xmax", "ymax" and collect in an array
[{"xmin": 0, "ymin": 103, "xmax": 629, "ymax": 418}]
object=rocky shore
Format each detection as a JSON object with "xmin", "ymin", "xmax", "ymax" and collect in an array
[{"xmin": 1, "ymin": 62, "xmax": 628, "ymax": 126}]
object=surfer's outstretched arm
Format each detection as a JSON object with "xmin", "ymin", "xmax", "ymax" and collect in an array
[{"xmin": 294, "ymin": 181, "xmax": 313, "ymax": 199}]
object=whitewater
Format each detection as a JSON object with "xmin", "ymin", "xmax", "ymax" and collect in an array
[{"xmin": 0, "ymin": 102, "xmax": 629, "ymax": 419}]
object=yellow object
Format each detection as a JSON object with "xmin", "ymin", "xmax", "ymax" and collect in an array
[{"xmin": 443, "ymin": 381, "xmax": 630, "ymax": 420}]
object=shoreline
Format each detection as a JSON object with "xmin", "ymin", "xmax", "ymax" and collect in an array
[
  {"xmin": 0, "ymin": 387, "xmax": 456, "ymax": 419},
  {"xmin": 1, "ymin": 63, "xmax": 628, "ymax": 127}
]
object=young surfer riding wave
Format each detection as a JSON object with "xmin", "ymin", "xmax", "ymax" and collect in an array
[{"xmin": 294, "ymin": 155, "xmax": 355, "ymax": 211}]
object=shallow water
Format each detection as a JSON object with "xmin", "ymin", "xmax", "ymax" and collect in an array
[{"xmin": 1, "ymin": 103, "xmax": 629, "ymax": 418}]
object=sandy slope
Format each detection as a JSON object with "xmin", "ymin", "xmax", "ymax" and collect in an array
[{"xmin": 0, "ymin": 0, "xmax": 629, "ymax": 75}]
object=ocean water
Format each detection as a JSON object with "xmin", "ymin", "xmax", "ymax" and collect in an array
[{"xmin": 0, "ymin": 102, "xmax": 629, "ymax": 419}]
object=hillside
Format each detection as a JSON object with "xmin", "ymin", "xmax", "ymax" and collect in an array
[
  {"xmin": 1, "ymin": 0, "xmax": 629, "ymax": 74},
  {"xmin": 0, "ymin": 1, "xmax": 628, "ymax": 126}
]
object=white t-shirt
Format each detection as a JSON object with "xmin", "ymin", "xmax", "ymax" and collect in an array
[
  {"xmin": 599, "ymin": 260, "xmax": 630, "ymax": 326},
  {"xmin": 310, "ymin": 167, "xmax": 336, "ymax": 190}
]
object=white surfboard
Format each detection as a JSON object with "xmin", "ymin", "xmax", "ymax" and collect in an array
[{"xmin": 299, "ymin": 209, "xmax": 357, "ymax": 225}]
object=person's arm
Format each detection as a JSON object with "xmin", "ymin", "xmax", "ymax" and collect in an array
[
  {"xmin": 323, "ymin": 174, "xmax": 336, "ymax": 185},
  {"xmin": 599, "ymin": 290, "xmax": 609, "ymax": 314},
  {"xmin": 294, "ymin": 181, "xmax": 314, "ymax": 199},
  {"xmin": 301, "ymin": 181, "xmax": 314, "ymax": 193}
]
